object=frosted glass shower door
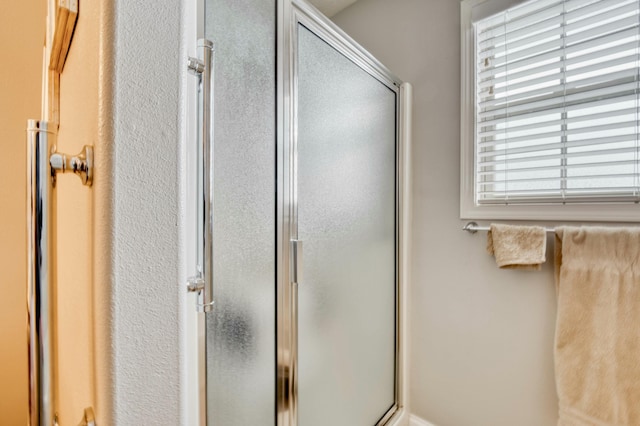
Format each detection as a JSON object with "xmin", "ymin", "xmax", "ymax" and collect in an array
[
  {"xmin": 197, "ymin": 2, "xmax": 403, "ymax": 425},
  {"xmin": 296, "ymin": 23, "xmax": 398, "ymax": 425},
  {"xmin": 203, "ymin": 0, "xmax": 276, "ymax": 425}
]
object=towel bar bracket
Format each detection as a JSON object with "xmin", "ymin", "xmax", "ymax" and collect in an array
[
  {"xmin": 77, "ymin": 406, "xmax": 96, "ymax": 426},
  {"xmin": 463, "ymin": 221, "xmax": 479, "ymax": 234},
  {"xmin": 50, "ymin": 145, "xmax": 93, "ymax": 186}
]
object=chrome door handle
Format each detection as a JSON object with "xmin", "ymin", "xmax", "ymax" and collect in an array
[
  {"xmin": 186, "ymin": 39, "xmax": 215, "ymax": 313},
  {"xmin": 290, "ymin": 240, "xmax": 303, "ymax": 284}
]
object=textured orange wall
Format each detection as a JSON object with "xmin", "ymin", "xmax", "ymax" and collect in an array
[
  {"xmin": 55, "ymin": 0, "xmax": 97, "ymax": 420},
  {"xmin": 0, "ymin": 0, "xmax": 47, "ymax": 424}
]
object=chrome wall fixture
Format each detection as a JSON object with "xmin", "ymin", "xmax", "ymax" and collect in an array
[
  {"xmin": 186, "ymin": 39, "xmax": 215, "ymax": 313},
  {"xmin": 462, "ymin": 222, "xmax": 555, "ymax": 234},
  {"xmin": 27, "ymin": 120, "xmax": 94, "ymax": 426}
]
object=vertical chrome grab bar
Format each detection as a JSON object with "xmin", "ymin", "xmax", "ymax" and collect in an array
[
  {"xmin": 187, "ymin": 39, "xmax": 215, "ymax": 312},
  {"xmin": 27, "ymin": 120, "xmax": 57, "ymax": 426},
  {"xmin": 27, "ymin": 120, "xmax": 93, "ymax": 425}
]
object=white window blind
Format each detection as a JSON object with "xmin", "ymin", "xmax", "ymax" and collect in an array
[{"xmin": 475, "ymin": 0, "xmax": 640, "ymax": 204}]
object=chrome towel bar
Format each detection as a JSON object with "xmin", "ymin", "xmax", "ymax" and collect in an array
[
  {"xmin": 462, "ymin": 221, "xmax": 555, "ymax": 234},
  {"xmin": 27, "ymin": 120, "xmax": 94, "ymax": 426}
]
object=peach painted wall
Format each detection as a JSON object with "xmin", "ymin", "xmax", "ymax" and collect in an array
[
  {"xmin": 0, "ymin": 0, "xmax": 46, "ymax": 423},
  {"xmin": 54, "ymin": 0, "xmax": 98, "ymax": 422}
]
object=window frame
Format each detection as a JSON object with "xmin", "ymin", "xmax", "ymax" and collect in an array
[{"xmin": 460, "ymin": 0, "xmax": 640, "ymax": 222}]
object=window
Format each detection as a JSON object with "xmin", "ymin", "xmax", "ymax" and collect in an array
[{"xmin": 461, "ymin": 0, "xmax": 640, "ymax": 221}]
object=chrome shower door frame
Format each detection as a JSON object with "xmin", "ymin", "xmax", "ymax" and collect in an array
[{"xmin": 276, "ymin": 1, "xmax": 412, "ymax": 425}]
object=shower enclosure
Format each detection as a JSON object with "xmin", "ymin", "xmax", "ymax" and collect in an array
[{"xmin": 185, "ymin": 1, "xmax": 412, "ymax": 424}]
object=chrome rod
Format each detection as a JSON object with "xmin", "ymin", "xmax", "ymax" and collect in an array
[
  {"xmin": 462, "ymin": 221, "xmax": 555, "ymax": 234},
  {"xmin": 201, "ymin": 39, "xmax": 214, "ymax": 313},
  {"xmin": 27, "ymin": 120, "xmax": 57, "ymax": 426},
  {"xmin": 187, "ymin": 39, "xmax": 215, "ymax": 313},
  {"xmin": 27, "ymin": 120, "xmax": 94, "ymax": 426}
]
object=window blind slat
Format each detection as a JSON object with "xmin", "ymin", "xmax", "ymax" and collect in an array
[
  {"xmin": 478, "ymin": 134, "xmax": 638, "ymax": 158},
  {"xmin": 478, "ymin": 121, "xmax": 638, "ymax": 148},
  {"xmin": 478, "ymin": 80, "xmax": 639, "ymax": 120},
  {"xmin": 480, "ymin": 69, "xmax": 638, "ymax": 107},
  {"xmin": 485, "ymin": 53, "xmax": 640, "ymax": 98},
  {"xmin": 480, "ymin": 173, "xmax": 638, "ymax": 185},
  {"xmin": 479, "ymin": 106, "xmax": 640, "ymax": 137},
  {"xmin": 478, "ymin": 92, "xmax": 637, "ymax": 126},
  {"xmin": 477, "ymin": 159, "xmax": 638, "ymax": 175},
  {"xmin": 479, "ymin": 186, "xmax": 639, "ymax": 195},
  {"xmin": 478, "ymin": 146, "xmax": 639, "ymax": 166}
]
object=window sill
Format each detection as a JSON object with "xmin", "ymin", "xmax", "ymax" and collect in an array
[{"xmin": 460, "ymin": 199, "xmax": 640, "ymax": 222}]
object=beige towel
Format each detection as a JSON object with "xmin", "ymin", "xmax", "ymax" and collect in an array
[
  {"xmin": 555, "ymin": 226, "xmax": 640, "ymax": 426},
  {"xmin": 486, "ymin": 223, "xmax": 546, "ymax": 270}
]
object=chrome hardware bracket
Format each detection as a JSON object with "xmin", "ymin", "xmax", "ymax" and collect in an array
[
  {"xmin": 186, "ymin": 275, "xmax": 213, "ymax": 311},
  {"xmin": 186, "ymin": 275, "xmax": 205, "ymax": 293},
  {"xmin": 186, "ymin": 38, "xmax": 215, "ymax": 313},
  {"xmin": 462, "ymin": 221, "xmax": 479, "ymax": 234},
  {"xmin": 50, "ymin": 145, "xmax": 94, "ymax": 186},
  {"xmin": 187, "ymin": 57, "xmax": 205, "ymax": 76}
]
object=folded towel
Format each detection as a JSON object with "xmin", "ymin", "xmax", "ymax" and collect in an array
[
  {"xmin": 486, "ymin": 223, "xmax": 546, "ymax": 270},
  {"xmin": 554, "ymin": 226, "xmax": 640, "ymax": 426}
]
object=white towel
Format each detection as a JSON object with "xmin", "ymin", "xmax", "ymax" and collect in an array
[{"xmin": 486, "ymin": 223, "xmax": 547, "ymax": 270}]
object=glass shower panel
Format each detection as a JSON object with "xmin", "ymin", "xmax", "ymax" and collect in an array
[
  {"xmin": 297, "ymin": 25, "xmax": 397, "ymax": 426},
  {"xmin": 204, "ymin": 0, "xmax": 275, "ymax": 425}
]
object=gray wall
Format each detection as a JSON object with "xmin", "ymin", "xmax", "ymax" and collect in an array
[
  {"xmin": 333, "ymin": 2, "xmax": 559, "ymax": 425},
  {"xmin": 96, "ymin": 0, "xmax": 186, "ymax": 423}
]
